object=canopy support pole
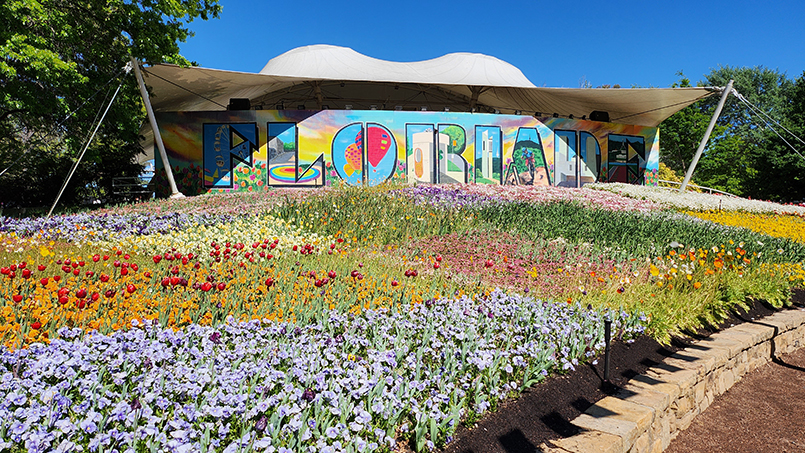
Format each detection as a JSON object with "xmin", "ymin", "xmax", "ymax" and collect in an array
[
  {"xmin": 679, "ymin": 80, "xmax": 733, "ymax": 192},
  {"xmin": 131, "ymin": 56, "xmax": 184, "ymax": 198},
  {"xmin": 468, "ymin": 86, "xmax": 482, "ymax": 112},
  {"xmin": 313, "ymin": 81, "xmax": 324, "ymax": 109},
  {"xmin": 47, "ymin": 64, "xmax": 132, "ymax": 217}
]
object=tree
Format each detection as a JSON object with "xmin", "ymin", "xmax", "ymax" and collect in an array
[
  {"xmin": 0, "ymin": 0, "xmax": 221, "ymax": 210},
  {"xmin": 746, "ymin": 71, "xmax": 805, "ymax": 202},
  {"xmin": 659, "ymin": 66, "xmax": 802, "ymax": 200},
  {"xmin": 658, "ymin": 73, "xmax": 723, "ymax": 176}
]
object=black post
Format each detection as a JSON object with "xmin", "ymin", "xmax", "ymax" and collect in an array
[{"xmin": 604, "ymin": 319, "xmax": 612, "ymax": 382}]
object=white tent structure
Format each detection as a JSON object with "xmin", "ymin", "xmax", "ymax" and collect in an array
[{"xmin": 137, "ymin": 45, "xmax": 720, "ymax": 164}]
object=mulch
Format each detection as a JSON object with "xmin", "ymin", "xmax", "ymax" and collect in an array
[{"xmin": 438, "ymin": 289, "xmax": 805, "ymax": 453}]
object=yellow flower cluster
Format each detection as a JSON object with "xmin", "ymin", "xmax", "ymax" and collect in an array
[
  {"xmin": 686, "ymin": 210, "xmax": 805, "ymax": 244},
  {"xmin": 92, "ymin": 215, "xmax": 326, "ymax": 256}
]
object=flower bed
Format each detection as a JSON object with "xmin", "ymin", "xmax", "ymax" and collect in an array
[
  {"xmin": 587, "ymin": 182, "xmax": 805, "ymax": 215},
  {"xmin": 1, "ymin": 184, "xmax": 804, "ymax": 452},
  {"xmin": 1, "ymin": 291, "xmax": 644, "ymax": 453}
]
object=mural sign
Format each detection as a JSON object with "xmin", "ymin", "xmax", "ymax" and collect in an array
[{"xmin": 152, "ymin": 110, "xmax": 659, "ymax": 196}]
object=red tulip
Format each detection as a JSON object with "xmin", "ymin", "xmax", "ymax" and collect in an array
[
  {"xmin": 38, "ymin": 264, "xmax": 47, "ymax": 271},
  {"xmin": 31, "ymin": 322, "xmax": 41, "ymax": 330},
  {"xmin": 216, "ymin": 282, "xmax": 226, "ymax": 291},
  {"xmin": 12, "ymin": 295, "xmax": 22, "ymax": 303},
  {"xmin": 201, "ymin": 282, "xmax": 213, "ymax": 292},
  {"xmin": 126, "ymin": 284, "xmax": 136, "ymax": 294}
]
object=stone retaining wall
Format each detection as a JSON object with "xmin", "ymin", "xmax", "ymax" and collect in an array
[{"xmin": 538, "ymin": 307, "xmax": 805, "ymax": 453}]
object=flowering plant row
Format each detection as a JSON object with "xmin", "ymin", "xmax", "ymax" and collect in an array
[
  {"xmin": 0, "ymin": 290, "xmax": 645, "ymax": 453},
  {"xmin": 587, "ymin": 182, "xmax": 805, "ymax": 215},
  {"xmin": 395, "ymin": 184, "xmax": 662, "ymax": 212},
  {"xmin": 685, "ymin": 210, "xmax": 805, "ymax": 244}
]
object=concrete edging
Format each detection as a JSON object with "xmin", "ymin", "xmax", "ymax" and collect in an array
[{"xmin": 538, "ymin": 307, "xmax": 805, "ymax": 453}]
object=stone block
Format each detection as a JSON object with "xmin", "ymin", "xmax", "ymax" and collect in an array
[
  {"xmin": 694, "ymin": 336, "xmax": 744, "ymax": 357},
  {"xmin": 730, "ymin": 323, "xmax": 775, "ymax": 344},
  {"xmin": 767, "ymin": 309, "xmax": 805, "ymax": 331},
  {"xmin": 629, "ymin": 431, "xmax": 650, "ymax": 453},
  {"xmin": 547, "ymin": 430, "xmax": 623, "ymax": 453},
  {"xmin": 572, "ymin": 413, "xmax": 639, "ymax": 452},
  {"xmin": 627, "ymin": 374, "xmax": 681, "ymax": 402},
  {"xmin": 585, "ymin": 396, "xmax": 654, "ymax": 434},
  {"xmin": 670, "ymin": 395, "xmax": 693, "ymax": 416},
  {"xmin": 654, "ymin": 412, "xmax": 672, "ymax": 448},
  {"xmin": 616, "ymin": 385, "xmax": 670, "ymax": 417},
  {"xmin": 715, "ymin": 329, "xmax": 755, "ymax": 349},
  {"xmin": 693, "ymin": 380, "xmax": 706, "ymax": 405},
  {"xmin": 676, "ymin": 408, "xmax": 698, "ymax": 431},
  {"xmin": 646, "ymin": 367, "xmax": 697, "ymax": 396}
]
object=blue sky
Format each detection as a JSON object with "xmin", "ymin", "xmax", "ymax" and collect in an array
[{"xmin": 178, "ymin": 0, "xmax": 805, "ymax": 88}]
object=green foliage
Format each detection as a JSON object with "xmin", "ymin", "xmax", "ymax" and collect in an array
[
  {"xmin": 473, "ymin": 201, "xmax": 805, "ymax": 262},
  {"xmin": 659, "ymin": 73, "xmax": 725, "ymax": 176},
  {"xmin": 660, "ymin": 67, "xmax": 805, "ymax": 201},
  {"xmin": 0, "ymin": 0, "xmax": 221, "ymax": 209}
]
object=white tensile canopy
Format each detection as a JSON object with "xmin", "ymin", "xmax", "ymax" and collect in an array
[{"xmin": 138, "ymin": 45, "xmax": 719, "ymax": 163}]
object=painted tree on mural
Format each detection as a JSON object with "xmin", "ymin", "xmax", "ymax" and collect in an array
[
  {"xmin": 660, "ymin": 67, "xmax": 805, "ymax": 201},
  {"xmin": 0, "ymin": 0, "xmax": 221, "ymax": 210}
]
